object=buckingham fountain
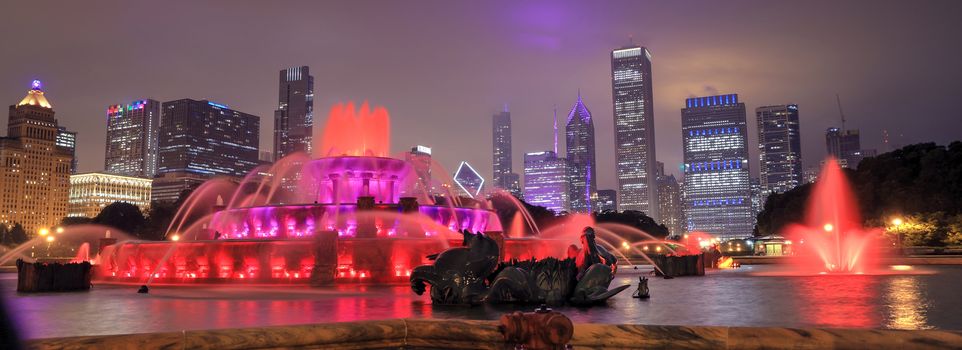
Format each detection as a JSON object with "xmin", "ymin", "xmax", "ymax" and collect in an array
[{"xmin": 94, "ymin": 102, "xmax": 575, "ymax": 287}]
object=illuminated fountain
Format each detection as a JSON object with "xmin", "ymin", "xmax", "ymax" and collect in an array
[
  {"xmin": 784, "ymin": 158, "xmax": 882, "ymax": 274},
  {"xmin": 95, "ymin": 102, "xmax": 563, "ymax": 285}
]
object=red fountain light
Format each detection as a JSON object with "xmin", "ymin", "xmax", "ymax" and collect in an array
[
  {"xmin": 316, "ymin": 102, "xmax": 390, "ymax": 158},
  {"xmin": 785, "ymin": 158, "xmax": 882, "ymax": 274}
]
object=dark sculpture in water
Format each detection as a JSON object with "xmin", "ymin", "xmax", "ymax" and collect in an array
[
  {"xmin": 410, "ymin": 230, "xmax": 501, "ymax": 304},
  {"xmin": 411, "ymin": 227, "xmax": 629, "ymax": 305}
]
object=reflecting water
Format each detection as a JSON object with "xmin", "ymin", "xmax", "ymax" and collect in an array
[{"xmin": 2, "ymin": 265, "xmax": 960, "ymax": 339}]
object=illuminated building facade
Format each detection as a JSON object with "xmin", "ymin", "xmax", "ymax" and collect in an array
[
  {"xmin": 68, "ymin": 172, "xmax": 152, "ymax": 218},
  {"xmin": 523, "ymin": 151, "xmax": 568, "ymax": 214},
  {"xmin": 655, "ymin": 162, "xmax": 685, "ymax": 236},
  {"xmin": 56, "ymin": 126, "xmax": 77, "ymax": 173},
  {"xmin": 611, "ymin": 46, "xmax": 657, "ymax": 218},
  {"xmin": 593, "ymin": 189, "xmax": 617, "ymax": 213},
  {"xmin": 565, "ymin": 94, "xmax": 597, "ymax": 212},
  {"xmin": 151, "ymin": 171, "xmax": 210, "ymax": 204},
  {"xmin": 492, "ymin": 107, "xmax": 520, "ymax": 196},
  {"xmin": 452, "ymin": 161, "xmax": 484, "ymax": 198},
  {"xmin": 0, "ymin": 80, "xmax": 72, "ymax": 233},
  {"xmin": 274, "ymin": 66, "xmax": 314, "ymax": 160},
  {"xmin": 756, "ymin": 104, "xmax": 802, "ymax": 199},
  {"xmin": 825, "ymin": 128, "xmax": 862, "ymax": 168},
  {"xmin": 681, "ymin": 94, "xmax": 753, "ymax": 239},
  {"xmin": 105, "ymin": 99, "xmax": 161, "ymax": 177},
  {"xmin": 405, "ymin": 145, "xmax": 434, "ymax": 195},
  {"xmin": 158, "ymin": 99, "xmax": 259, "ymax": 177}
]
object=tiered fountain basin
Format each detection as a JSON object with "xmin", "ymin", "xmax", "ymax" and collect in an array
[{"xmin": 95, "ymin": 156, "xmax": 570, "ymax": 285}]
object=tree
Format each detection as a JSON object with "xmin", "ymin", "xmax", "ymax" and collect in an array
[
  {"xmin": 60, "ymin": 216, "xmax": 93, "ymax": 226},
  {"xmin": 0, "ymin": 225, "xmax": 8, "ymax": 246},
  {"xmin": 757, "ymin": 141, "xmax": 962, "ymax": 240},
  {"xmin": 93, "ymin": 202, "xmax": 147, "ymax": 236},
  {"xmin": 8, "ymin": 223, "xmax": 28, "ymax": 245},
  {"xmin": 141, "ymin": 201, "xmax": 177, "ymax": 241},
  {"xmin": 594, "ymin": 210, "xmax": 670, "ymax": 238}
]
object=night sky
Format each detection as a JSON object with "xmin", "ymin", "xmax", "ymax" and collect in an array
[{"xmin": 2, "ymin": 1, "xmax": 961, "ymax": 190}]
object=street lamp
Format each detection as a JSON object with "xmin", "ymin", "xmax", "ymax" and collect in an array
[
  {"xmin": 55, "ymin": 226, "xmax": 64, "ymax": 234},
  {"xmin": 823, "ymin": 223, "xmax": 834, "ymax": 233}
]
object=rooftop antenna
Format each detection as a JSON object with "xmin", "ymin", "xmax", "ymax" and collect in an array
[
  {"xmin": 503, "ymin": 103, "xmax": 508, "ymax": 113},
  {"xmin": 553, "ymin": 105, "xmax": 559, "ymax": 154},
  {"xmin": 836, "ymin": 93, "xmax": 846, "ymax": 131}
]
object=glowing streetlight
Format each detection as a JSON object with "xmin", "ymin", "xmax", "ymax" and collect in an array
[
  {"xmin": 38, "ymin": 228, "xmax": 50, "ymax": 237},
  {"xmin": 45, "ymin": 236, "xmax": 55, "ymax": 243},
  {"xmin": 55, "ymin": 226, "xmax": 64, "ymax": 234},
  {"xmin": 170, "ymin": 234, "xmax": 181, "ymax": 242},
  {"xmin": 823, "ymin": 223, "xmax": 834, "ymax": 233},
  {"xmin": 892, "ymin": 218, "xmax": 903, "ymax": 226}
]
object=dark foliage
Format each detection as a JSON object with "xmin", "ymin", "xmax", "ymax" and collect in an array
[
  {"xmin": 594, "ymin": 210, "xmax": 670, "ymax": 238},
  {"xmin": 93, "ymin": 202, "xmax": 147, "ymax": 237},
  {"xmin": 757, "ymin": 142, "xmax": 962, "ymax": 240}
]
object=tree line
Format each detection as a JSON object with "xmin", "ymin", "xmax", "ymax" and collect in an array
[{"xmin": 757, "ymin": 141, "xmax": 962, "ymax": 246}]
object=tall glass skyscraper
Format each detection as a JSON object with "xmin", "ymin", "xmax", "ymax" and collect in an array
[
  {"xmin": 105, "ymin": 99, "xmax": 161, "ymax": 178},
  {"xmin": 274, "ymin": 66, "xmax": 314, "ymax": 160},
  {"xmin": 756, "ymin": 104, "xmax": 802, "ymax": 198},
  {"xmin": 565, "ymin": 94, "xmax": 597, "ymax": 212},
  {"xmin": 611, "ymin": 46, "xmax": 657, "ymax": 218},
  {"xmin": 158, "ymin": 99, "xmax": 260, "ymax": 177},
  {"xmin": 523, "ymin": 151, "xmax": 568, "ymax": 214},
  {"xmin": 681, "ymin": 94, "xmax": 753, "ymax": 240},
  {"xmin": 491, "ymin": 107, "xmax": 517, "ymax": 193}
]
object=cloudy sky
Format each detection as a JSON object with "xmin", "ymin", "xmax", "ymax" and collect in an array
[{"xmin": 3, "ymin": 0, "xmax": 961, "ymax": 189}]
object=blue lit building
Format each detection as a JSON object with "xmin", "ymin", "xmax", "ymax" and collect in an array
[
  {"xmin": 523, "ymin": 151, "xmax": 568, "ymax": 214},
  {"xmin": 681, "ymin": 94, "xmax": 753, "ymax": 239},
  {"xmin": 157, "ymin": 99, "xmax": 260, "ymax": 178},
  {"xmin": 565, "ymin": 94, "xmax": 597, "ymax": 212},
  {"xmin": 105, "ymin": 99, "xmax": 161, "ymax": 177}
]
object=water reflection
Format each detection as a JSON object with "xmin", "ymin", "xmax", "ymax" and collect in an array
[
  {"xmin": 794, "ymin": 275, "xmax": 880, "ymax": 328},
  {"xmin": 884, "ymin": 276, "xmax": 932, "ymax": 330},
  {"xmin": 1, "ymin": 266, "xmax": 955, "ymax": 339}
]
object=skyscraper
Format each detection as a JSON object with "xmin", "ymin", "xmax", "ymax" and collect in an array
[
  {"xmin": 655, "ymin": 162, "xmax": 685, "ymax": 236},
  {"xmin": 274, "ymin": 66, "xmax": 314, "ymax": 160},
  {"xmin": 492, "ymin": 107, "xmax": 513, "ymax": 188},
  {"xmin": 523, "ymin": 151, "xmax": 568, "ymax": 214},
  {"xmin": 593, "ymin": 189, "xmax": 617, "ymax": 213},
  {"xmin": 825, "ymin": 128, "xmax": 862, "ymax": 168},
  {"xmin": 56, "ymin": 126, "xmax": 77, "ymax": 173},
  {"xmin": 611, "ymin": 46, "xmax": 657, "ymax": 218},
  {"xmin": 565, "ymin": 94, "xmax": 597, "ymax": 212},
  {"xmin": 158, "ymin": 99, "xmax": 260, "ymax": 178},
  {"xmin": 105, "ymin": 99, "xmax": 161, "ymax": 177},
  {"xmin": 406, "ymin": 145, "xmax": 434, "ymax": 195},
  {"xmin": 756, "ymin": 104, "xmax": 802, "ymax": 198},
  {"xmin": 0, "ymin": 80, "xmax": 72, "ymax": 233},
  {"xmin": 681, "ymin": 94, "xmax": 753, "ymax": 240}
]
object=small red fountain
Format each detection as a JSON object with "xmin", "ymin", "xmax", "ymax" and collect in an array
[{"xmin": 785, "ymin": 158, "xmax": 882, "ymax": 274}]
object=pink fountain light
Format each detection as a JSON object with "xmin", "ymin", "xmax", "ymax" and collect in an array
[{"xmin": 785, "ymin": 158, "xmax": 881, "ymax": 274}]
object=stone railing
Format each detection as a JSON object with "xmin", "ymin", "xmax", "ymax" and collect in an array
[{"xmin": 27, "ymin": 316, "xmax": 962, "ymax": 350}]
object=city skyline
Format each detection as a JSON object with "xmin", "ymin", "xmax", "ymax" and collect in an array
[{"xmin": 2, "ymin": 1, "xmax": 961, "ymax": 191}]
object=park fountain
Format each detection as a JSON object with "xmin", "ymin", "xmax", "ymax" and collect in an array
[
  {"xmin": 94, "ymin": 102, "xmax": 572, "ymax": 286},
  {"xmin": 784, "ymin": 158, "xmax": 882, "ymax": 274}
]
